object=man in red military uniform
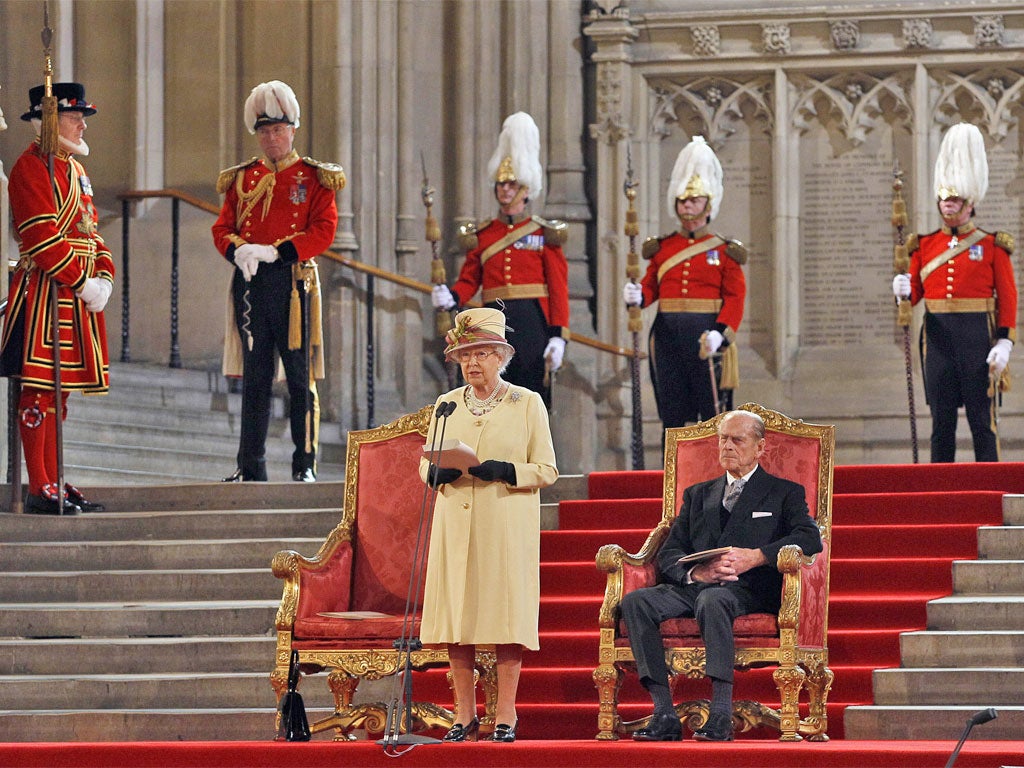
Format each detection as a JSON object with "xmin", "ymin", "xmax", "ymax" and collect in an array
[
  {"xmin": 0, "ymin": 82, "xmax": 113, "ymax": 514},
  {"xmin": 623, "ymin": 136, "xmax": 747, "ymax": 432},
  {"xmin": 893, "ymin": 122, "xmax": 1016, "ymax": 462},
  {"xmin": 431, "ymin": 112, "xmax": 569, "ymax": 407},
  {"xmin": 212, "ymin": 80, "xmax": 345, "ymax": 482}
]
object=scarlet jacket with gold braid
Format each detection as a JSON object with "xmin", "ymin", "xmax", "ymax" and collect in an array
[
  {"xmin": 211, "ymin": 150, "xmax": 344, "ymax": 376},
  {"xmin": 906, "ymin": 222, "xmax": 1017, "ymax": 342},
  {"xmin": 0, "ymin": 141, "xmax": 115, "ymax": 392},
  {"xmin": 451, "ymin": 214, "xmax": 570, "ymax": 339},
  {"xmin": 638, "ymin": 227, "xmax": 747, "ymax": 342}
]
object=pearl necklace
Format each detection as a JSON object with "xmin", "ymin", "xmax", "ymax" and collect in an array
[{"xmin": 465, "ymin": 380, "xmax": 507, "ymax": 416}]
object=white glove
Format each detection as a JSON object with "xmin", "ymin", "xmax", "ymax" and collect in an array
[
  {"xmin": 234, "ymin": 244, "xmax": 260, "ymax": 281},
  {"xmin": 623, "ymin": 281, "xmax": 643, "ymax": 307},
  {"xmin": 252, "ymin": 244, "xmax": 279, "ymax": 263},
  {"xmin": 987, "ymin": 338, "xmax": 1013, "ymax": 378},
  {"xmin": 544, "ymin": 336, "xmax": 566, "ymax": 373},
  {"xmin": 704, "ymin": 329, "xmax": 724, "ymax": 355},
  {"xmin": 77, "ymin": 277, "xmax": 112, "ymax": 313},
  {"xmin": 431, "ymin": 284, "xmax": 456, "ymax": 310},
  {"xmin": 892, "ymin": 273, "xmax": 911, "ymax": 299}
]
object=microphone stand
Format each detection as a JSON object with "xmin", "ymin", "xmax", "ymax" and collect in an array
[
  {"xmin": 379, "ymin": 400, "xmax": 456, "ymax": 754},
  {"xmin": 944, "ymin": 708, "xmax": 997, "ymax": 768}
]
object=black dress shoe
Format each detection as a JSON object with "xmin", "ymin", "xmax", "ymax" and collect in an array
[
  {"xmin": 64, "ymin": 484, "xmax": 105, "ymax": 512},
  {"xmin": 442, "ymin": 718, "xmax": 479, "ymax": 742},
  {"xmin": 632, "ymin": 712, "xmax": 682, "ymax": 742},
  {"xmin": 222, "ymin": 468, "xmax": 244, "ymax": 482},
  {"xmin": 292, "ymin": 468, "xmax": 316, "ymax": 482},
  {"xmin": 693, "ymin": 711, "xmax": 734, "ymax": 742},
  {"xmin": 491, "ymin": 720, "xmax": 518, "ymax": 743},
  {"xmin": 25, "ymin": 492, "xmax": 80, "ymax": 516}
]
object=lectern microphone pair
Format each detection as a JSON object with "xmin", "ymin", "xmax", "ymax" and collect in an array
[{"xmin": 378, "ymin": 400, "xmax": 458, "ymax": 754}]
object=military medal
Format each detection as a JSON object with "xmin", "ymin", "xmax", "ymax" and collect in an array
[
  {"xmin": 947, "ymin": 235, "xmax": 958, "ymax": 249},
  {"xmin": 290, "ymin": 171, "xmax": 308, "ymax": 204},
  {"xmin": 969, "ymin": 244, "xmax": 983, "ymax": 261},
  {"xmin": 79, "ymin": 174, "xmax": 93, "ymax": 196},
  {"xmin": 514, "ymin": 234, "xmax": 543, "ymax": 250},
  {"xmin": 706, "ymin": 249, "xmax": 720, "ymax": 266}
]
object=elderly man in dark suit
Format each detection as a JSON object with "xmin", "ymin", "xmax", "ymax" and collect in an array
[{"xmin": 621, "ymin": 410, "xmax": 822, "ymax": 742}]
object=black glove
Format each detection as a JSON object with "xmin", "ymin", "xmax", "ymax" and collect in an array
[
  {"xmin": 427, "ymin": 464, "xmax": 462, "ymax": 488},
  {"xmin": 468, "ymin": 460, "xmax": 517, "ymax": 485}
]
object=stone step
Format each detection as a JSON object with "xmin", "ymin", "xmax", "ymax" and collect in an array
[
  {"xmin": 953, "ymin": 559, "xmax": 1024, "ymax": 593},
  {"xmin": 1005, "ymin": 495, "xmax": 1024, "ymax": 526},
  {"xmin": 927, "ymin": 596, "xmax": 1024, "ymax": 631},
  {"xmin": 57, "ymin": 441, "xmax": 344, "ymax": 485},
  {"xmin": 871, "ymin": 668, "xmax": 1024, "ymax": 705},
  {"xmin": 900, "ymin": 630, "xmax": 1024, "ymax": 668},
  {"xmin": 0, "ymin": 568, "xmax": 283, "ymax": 603},
  {"xmin": 0, "ymin": 709, "xmax": 309, "ymax": 742},
  {"xmin": 0, "ymin": 506, "xmax": 343, "ymax": 542},
  {"xmin": 0, "ymin": 672, "xmax": 340, "ymax": 710},
  {"xmin": 842, "ymin": 705, "xmax": 1024, "ymax": 740},
  {"xmin": 0, "ymin": 636, "xmax": 273, "ymax": 675},
  {"xmin": 0, "ymin": 600, "xmax": 278, "ymax": 638},
  {"xmin": 978, "ymin": 526, "xmax": 1024, "ymax": 559},
  {"xmin": 0, "ymin": 538, "xmax": 323, "ymax": 571}
]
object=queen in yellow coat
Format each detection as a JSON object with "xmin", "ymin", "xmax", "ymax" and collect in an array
[{"xmin": 419, "ymin": 308, "xmax": 557, "ymax": 743}]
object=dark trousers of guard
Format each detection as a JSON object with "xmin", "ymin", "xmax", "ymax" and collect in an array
[
  {"xmin": 488, "ymin": 298, "xmax": 551, "ymax": 407},
  {"xmin": 232, "ymin": 262, "xmax": 316, "ymax": 481},
  {"xmin": 649, "ymin": 312, "xmax": 730, "ymax": 430},
  {"xmin": 923, "ymin": 311, "xmax": 997, "ymax": 462}
]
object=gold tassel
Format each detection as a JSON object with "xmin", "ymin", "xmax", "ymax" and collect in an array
[
  {"xmin": 431, "ymin": 260, "xmax": 446, "ymax": 284},
  {"xmin": 719, "ymin": 343, "xmax": 740, "ymax": 390},
  {"xmin": 425, "ymin": 214, "xmax": 441, "ymax": 243},
  {"xmin": 891, "ymin": 197, "xmax": 907, "ymax": 229},
  {"xmin": 40, "ymin": 94, "xmax": 59, "ymax": 155},
  {"xmin": 310, "ymin": 283, "xmax": 322, "ymax": 346},
  {"xmin": 624, "ymin": 209, "xmax": 639, "ymax": 238},
  {"xmin": 627, "ymin": 305, "xmax": 643, "ymax": 334},
  {"xmin": 897, "ymin": 299, "xmax": 912, "ymax": 327},
  {"xmin": 288, "ymin": 283, "xmax": 302, "ymax": 350},
  {"xmin": 893, "ymin": 243, "xmax": 908, "ymax": 271}
]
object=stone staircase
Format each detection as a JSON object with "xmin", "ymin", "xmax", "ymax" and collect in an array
[
  {"xmin": 843, "ymin": 494, "xmax": 1024, "ymax": 739},
  {"xmin": 51, "ymin": 361, "xmax": 346, "ymax": 487},
  {"xmin": 0, "ymin": 482, "xmax": 343, "ymax": 740}
]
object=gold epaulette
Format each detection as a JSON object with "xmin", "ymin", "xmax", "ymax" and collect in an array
[
  {"xmin": 215, "ymin": 158, "xmax": 258, "ymax": 195},
  {"xmin": 724, "ymin": 238, "xmax": 748, "ymax": 265},
  {"xmin": 905, "ymin": 232, "xmax": 920, "ymax": 254},
  {"xmin": 458, "ymin": 221, "xmax": 479, "ymax": 251},
  {"xmin": 996, "ymin": 231, "xmax": 1015, "ymax": 255},
  {"xmin": 642, "ymin": 234, "xmax": 670, "ymax": 260},
  {"xmin": 303, "ymin": 157, "xmax": 347, "ymax": 191},
  {"xmin": 532, "ymin": 215, "xmax": 568, "ymax": 247}
]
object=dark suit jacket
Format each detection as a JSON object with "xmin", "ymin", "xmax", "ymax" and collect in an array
[{"xmin": 656, "ymin": 465, "xmax": 823, "ymax": 614}]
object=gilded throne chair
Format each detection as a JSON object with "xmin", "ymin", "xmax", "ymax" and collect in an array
[
  {"xmin": 593, "ymin": 403, "xmax": 835, "ymax": 741},
  {"xmin": 270, "ymin": 406, "xmax": 496, "ymax": 739}
]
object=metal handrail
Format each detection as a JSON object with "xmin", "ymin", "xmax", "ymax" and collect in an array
[{"xmin": 118, "ymin": 188, "xmax": 643, "ymax": 426}]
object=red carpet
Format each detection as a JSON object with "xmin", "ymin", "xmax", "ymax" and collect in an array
[
  {"xmin": 2, "ymin": 462, "xmax": 1022, "ymax": 766},
  {"xmin": 2, "ymin": 739, "xmax": 1023, "ymax": 768}
]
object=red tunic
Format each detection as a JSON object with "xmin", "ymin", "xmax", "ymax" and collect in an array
[
  {"xmin": 908, "ymin": 222, "xmax": 1017, "ymax": 339},
  {"xmin": 211, "ymin": 152, "xmax": 338, "ymax": 262},
  {"xmin": 451, "ymin": 215, "xmax": 569, "ymax": 334},
  {"xmin": 640, "ymin": 230, "xmax": 746, "ymax": 333},
  {"xmin": 1, "ymin": 142, "xmax": 115, "ymax": 392}
]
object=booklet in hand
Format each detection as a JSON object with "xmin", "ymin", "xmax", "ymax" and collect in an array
[
  {"xmin": 423, "ymin": 439, "xmax": 479, "ymax": 473},
  {"xmin": 676, "ymin": 546, "xmax": 733, "ymax": 565}
]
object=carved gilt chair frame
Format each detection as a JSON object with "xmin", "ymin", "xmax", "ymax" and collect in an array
[{"xmin": 594, "ymin": 403, "xmax": 834, "ymax": 742}]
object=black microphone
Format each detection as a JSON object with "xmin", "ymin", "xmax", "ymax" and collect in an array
[
  {"xmin": 378, "ymin": 398, "xmax": 459, "ymax": 752},
  {"xmin": 944, "ymin": 708, "xmax": 997, "ymax": 768}
]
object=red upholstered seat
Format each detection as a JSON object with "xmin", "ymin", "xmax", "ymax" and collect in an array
[
  {"xmin": 271, "ymin": 407, "xmax": 493, "ymax": 740},
  {"xmin": 594, "ymin": 403, "xmax": 835, "ymax": 742}
]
